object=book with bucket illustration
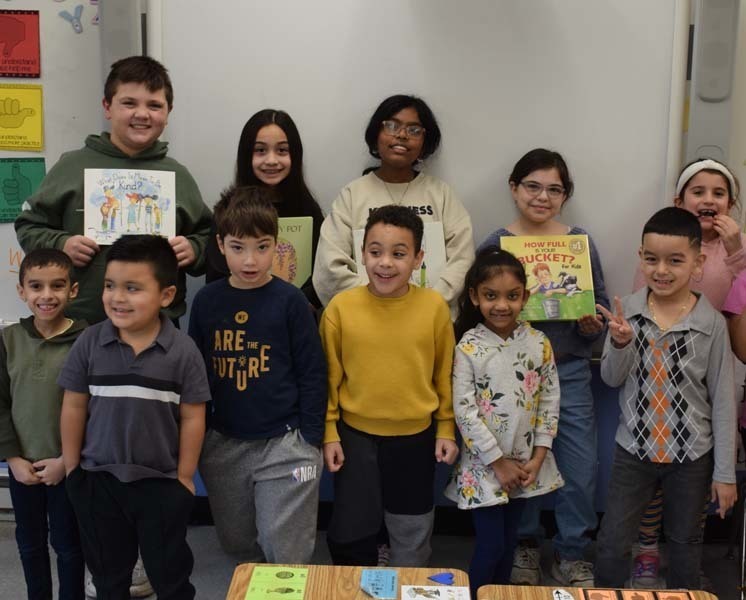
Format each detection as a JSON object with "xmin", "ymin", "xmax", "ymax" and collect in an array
[{"xmin": 500, "ymin": 234, "xmax": 595, "ymax": 321}]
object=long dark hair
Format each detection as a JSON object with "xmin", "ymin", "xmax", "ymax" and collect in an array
[
  {"xmin": 454, "ymin": 247, "xmax": 527, "ymax": 340},
  {"xmin": 234, "ymin": 109, "xmax": 319, "ymax": 215}
]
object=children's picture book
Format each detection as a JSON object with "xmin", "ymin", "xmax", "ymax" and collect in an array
[
  {"xmin": 401, "ymin": 585, "xmax": 470, "ymax": 599},
  {"xmin": 244, "ymin": 566, "xmax": 308, "ymax": 600},
  {"xmin": 500, "ymin": 234, "xmax": 596, "ymax": 321},
  {"xmin": 352, "ymin": 221, "xmax": 446, "ymax": 289},
  {"xmin": 273, "ymin": 216, "xmax": 312, "ymax": 288},
  {"xmin": 83, "ymin": 169, "xmax": 176, "ymax": 245}
]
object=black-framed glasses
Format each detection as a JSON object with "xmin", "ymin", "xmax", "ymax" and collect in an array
[
  {"xmin": 519, "ymin": 181, "xmax": 566, "ymax": 199},
  {"xmin": 381, "ymin": 120, "xmax": 425, "ymax": 138}
]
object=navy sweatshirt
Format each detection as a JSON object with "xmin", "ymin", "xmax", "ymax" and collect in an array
[{"xmin": 188, "ymin": 277, "xmax": 327, "ymax": 446}]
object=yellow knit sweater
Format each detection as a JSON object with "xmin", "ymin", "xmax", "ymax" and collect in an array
[{"xmin": 320, "ymin": 285, "xmax": 455, "ymax": 443}]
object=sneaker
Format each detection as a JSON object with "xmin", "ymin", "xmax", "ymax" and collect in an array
[
  {"xmin": 377, "ymin": 544, "xmax": 391, "ymax": 567},
  {"xmin": 510, "ymin": 544, "xmax": 541, "ymax": 585},
  {"xmin": 630, "ymin": 552, "xmax": 660, "ymax": 589},
  {"xmin": 551, "ymin": 557, "xmax": 595, "ymax": 586},
  {"xmin": 129, "ymin": 557, "xmax": 154, "ymax": 597}
]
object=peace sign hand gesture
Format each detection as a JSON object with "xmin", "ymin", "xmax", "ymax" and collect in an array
[{"xmin": 596, "ymin": 296, "xmax": 633, "ymax": 348}]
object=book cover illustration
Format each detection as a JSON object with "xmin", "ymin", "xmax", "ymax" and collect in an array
[
  {"xmin": 500, "ymin": 234, "xmax": 595, "ymax": 321},
  {"xmin": 352, "ymin": 221, "xmax": 446, "ymax": 289},
  {"xmin": 84, "ymin": 169, "xmax": 175, "ymax": 245},
  {"xmin": 244, "ymin": 566, "xmax": 308, "ymax": 600},
  {"xmin": 401, "ymin": 585, "xmax": 470, "ymax": 600},
  {"xmin": 273, "ymin": 216, "xmax": 312, "ymax": 288}
]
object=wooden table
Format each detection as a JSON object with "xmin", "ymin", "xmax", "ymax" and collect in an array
[
  {"xmin": 226, "ymin": 563, "xmax": 469, "ymax": 599},
  {"xmin": 476, "ymin": 585, "xmax": 718, "ymax": 600}
]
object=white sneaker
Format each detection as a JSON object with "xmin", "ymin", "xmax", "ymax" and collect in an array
[
  {"xmin": 551, "ymin": 558, "xmax": 595, "ymax": 586},
  {"xmin": 129, "ymin": 557, "xmax": 154, "ymax": 597},
  {"xmin": 510, "ymin": 545, "xmax": 541, "ymax": 585},
  {"xmin": 84, "ymin": 557, "xmax": 155, "ymax": 599}
]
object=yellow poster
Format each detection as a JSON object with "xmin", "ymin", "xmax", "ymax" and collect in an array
[{"xmin": 0, "ymin": 83, "xmax": 42, "ymax": 151}]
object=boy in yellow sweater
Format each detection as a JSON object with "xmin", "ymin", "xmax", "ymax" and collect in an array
[{"xmin": 320, "ymin": 204, "xmax": 458, "ymax": 566}]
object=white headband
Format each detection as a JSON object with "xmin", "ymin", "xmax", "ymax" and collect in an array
[{"xmin": 675, "ymin": 159, "xmax": 736, "ymax": 198}]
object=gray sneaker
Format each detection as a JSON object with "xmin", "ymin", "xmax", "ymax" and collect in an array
[
  {"xmin": 510, "ymin": 544, "xmax": 541, "ymax": 585},
  {"xmin": 551, "ymin": 558, "xmax": 595, "ymax": 586}
]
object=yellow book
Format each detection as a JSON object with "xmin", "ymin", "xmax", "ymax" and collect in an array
[{"xmin": 500, "ymin": 234, "xmax": 595, "ymax": 321}]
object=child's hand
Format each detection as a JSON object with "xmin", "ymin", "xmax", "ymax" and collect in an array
[
  {"xmin": 7, "ymin": 456, "xmax": 41, "ymax": 485},
  {"xmin": 323, "ymin": 441, "xmax": 345, "ymax": 472},
  {"xmin": 33, "ymin": 457, "xmax": 66, "ymax": 486},
  {"xmin": 169, "ymin": 236, "xmax": 196, "ymax": 268},
  {"xmin": 490, "ymin": 457, "xmax": 528, "ymax": 494},
  {"xmin": 577, "ymin": 313, "xmax": 604, "ymax": 336},
  {"xmin": 178, "ymin": 476, "xmax": 196, "ymax": 496},
  {"xmin": 711, "ymin": 481, "xmax": 737, "ymax": 518},
  {"xmin": 62, "ymin": 235, "xmax": 99, "ymax": 267},
  {"xmin": 596, "ymin": 297, "xmax": 633, "ymax": 347},
  {"xmin": 520, "ymin": 457, "xmax": 544, "ymax": 488},
  {"xmin": 713, "ymin": 214, "xmax": 742, "ymax": 256},
  {"xmin": 435, "ymin": 438, "xmax": 459, "ymax": 465}
]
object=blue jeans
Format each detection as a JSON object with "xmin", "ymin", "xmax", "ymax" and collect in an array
[
  {"xmin": 595, "ymin": 445, "xmax": 712, "ymax": 588},
  {"xmin": 469, "ymin": 500, "xmax": 526, "ymax": 597},
  {"xmin": 8, "ymin": 468, "xmax": 84, "ymax": 600},
  {"xmin": 517, "ymin": 357, "xmax": 597, "ymax": 560}
]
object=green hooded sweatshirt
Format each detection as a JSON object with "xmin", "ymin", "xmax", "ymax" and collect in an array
[
  {"xmin": 15, "ymin": 133, "xmax": 212, "ymax": 324},
  {"xmin": 0, "ymin": 316, "xmax": 88, "ymax": 462}
]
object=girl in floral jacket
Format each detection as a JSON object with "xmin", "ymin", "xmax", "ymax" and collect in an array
[{"xmin": 445, "ymin": 247, "xmax": 563, "ymax": 595}]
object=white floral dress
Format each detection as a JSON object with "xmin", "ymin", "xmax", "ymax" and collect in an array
[{"xmin": 444, "ymin": 322, "xmax": 564, "ymax": 509}]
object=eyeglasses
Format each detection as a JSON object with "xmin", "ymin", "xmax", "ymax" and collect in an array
[
  {"xmin": 381, "ymin": 120, "xmax": 425, "ymax": 138},
  {"xmin": 519, "ymin": 181, "xmax": 566, "ymax": 199}
]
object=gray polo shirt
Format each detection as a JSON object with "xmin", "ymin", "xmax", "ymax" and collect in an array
[
  {"xmin": 58, "ymin": 317, "xmax": 210, "ymax": 482},
  {"xmin": 600, "ymin": 288, "xmax": 736, "ymax": 484}
]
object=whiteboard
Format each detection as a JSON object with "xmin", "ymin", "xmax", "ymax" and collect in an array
[
  {"xmin": 0, "ymin": 0, "xmax": 103, "ymax": 322},
  {"xmin": 160, "ymin": 0, "xmax": 685, "ymax": 303}
]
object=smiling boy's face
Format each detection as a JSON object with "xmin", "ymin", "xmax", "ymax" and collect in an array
[
  {"xmin": 17, "ymin": 264, "xmax": 77, "ymax": 329},
  {"xmin": 103, "ymin": 260, "xmax": 175, "ymax": 338},
  {"xmin": 362, "ymin": 222, "xmax": 423, "ymax": 298},
  {"xmin": 639, "ymin": 232, "xmax": 704, "ymax": 302},
  {"xmin": 103, "ymin": 81, "xmax": 170, "ymax": 156}
]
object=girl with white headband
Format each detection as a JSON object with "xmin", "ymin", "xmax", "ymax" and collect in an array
[{"xmin": 629, "ymin": 157, "xmax": 744, "ymax": 588}]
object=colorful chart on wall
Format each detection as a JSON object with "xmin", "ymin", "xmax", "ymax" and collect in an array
[
  {"xmin": 0, "ymin": 10, "xmax": 40, "ymax": 78},
  {"xmin": 0, "ymin": 84, "xmax": 43, "ymax": 151},
  {"xmin": 0, "ymin": 157, "xmax": 44, "ymax": 222}
]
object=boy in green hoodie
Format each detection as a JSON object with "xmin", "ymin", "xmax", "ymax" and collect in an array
[
  {"xmin": 15, "ymin": 55, "xmax": 212, "ymax": 325},
  {"xmin": 0, "ymin": 248, "xmax": 87, "ymax": 599}
]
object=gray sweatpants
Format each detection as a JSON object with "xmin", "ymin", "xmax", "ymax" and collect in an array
[{"xmin": 199, "ymin": 428, "xmax": 323, "ymax": 563}]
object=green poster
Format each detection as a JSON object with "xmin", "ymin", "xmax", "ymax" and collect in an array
[
  {"xmin": 0, "ymin": 157, "xmax": 45, "ymax": 222},
  {"xmin": 274, "ymin": 216, "xmax": 313, "ymax": 288},
  {"xmin": 245, "ymin": 566, "xmax": 309, "ymax": 600}
]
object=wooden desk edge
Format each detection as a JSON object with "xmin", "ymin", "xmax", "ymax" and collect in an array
[
  {"xmin": 476, "ymin": 585, "xmax": 718, "ymax": 600},
  {"xmin": 227, "ymin": 563, "xmax": 470, "ymax": 599}
]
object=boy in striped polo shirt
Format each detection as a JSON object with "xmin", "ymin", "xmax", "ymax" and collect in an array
[{"xmin": 59, "ymin": 235, "xmax": 209, "ymax": 600}]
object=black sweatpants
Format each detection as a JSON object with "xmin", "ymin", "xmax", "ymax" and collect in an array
[{"xmin": 65, "ymin": 467, "xmax": 195, "ymax": 600}]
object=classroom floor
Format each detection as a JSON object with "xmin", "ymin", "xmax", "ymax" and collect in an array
[{"xmin": 0, "ymin": 517, "xmax": 741, "ymax": 600}]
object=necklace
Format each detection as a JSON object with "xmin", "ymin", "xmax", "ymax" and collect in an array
[
  {"xmin": 647, "ymin": 294, "xmax": 692, "ymax": 331},
  {"xmin": 43, "ymin": 318, "xmax": 74, "ymax": 339},
  {"xmin": 382, "ymin": 179, "xmax": 412, "ymax": 205}
]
